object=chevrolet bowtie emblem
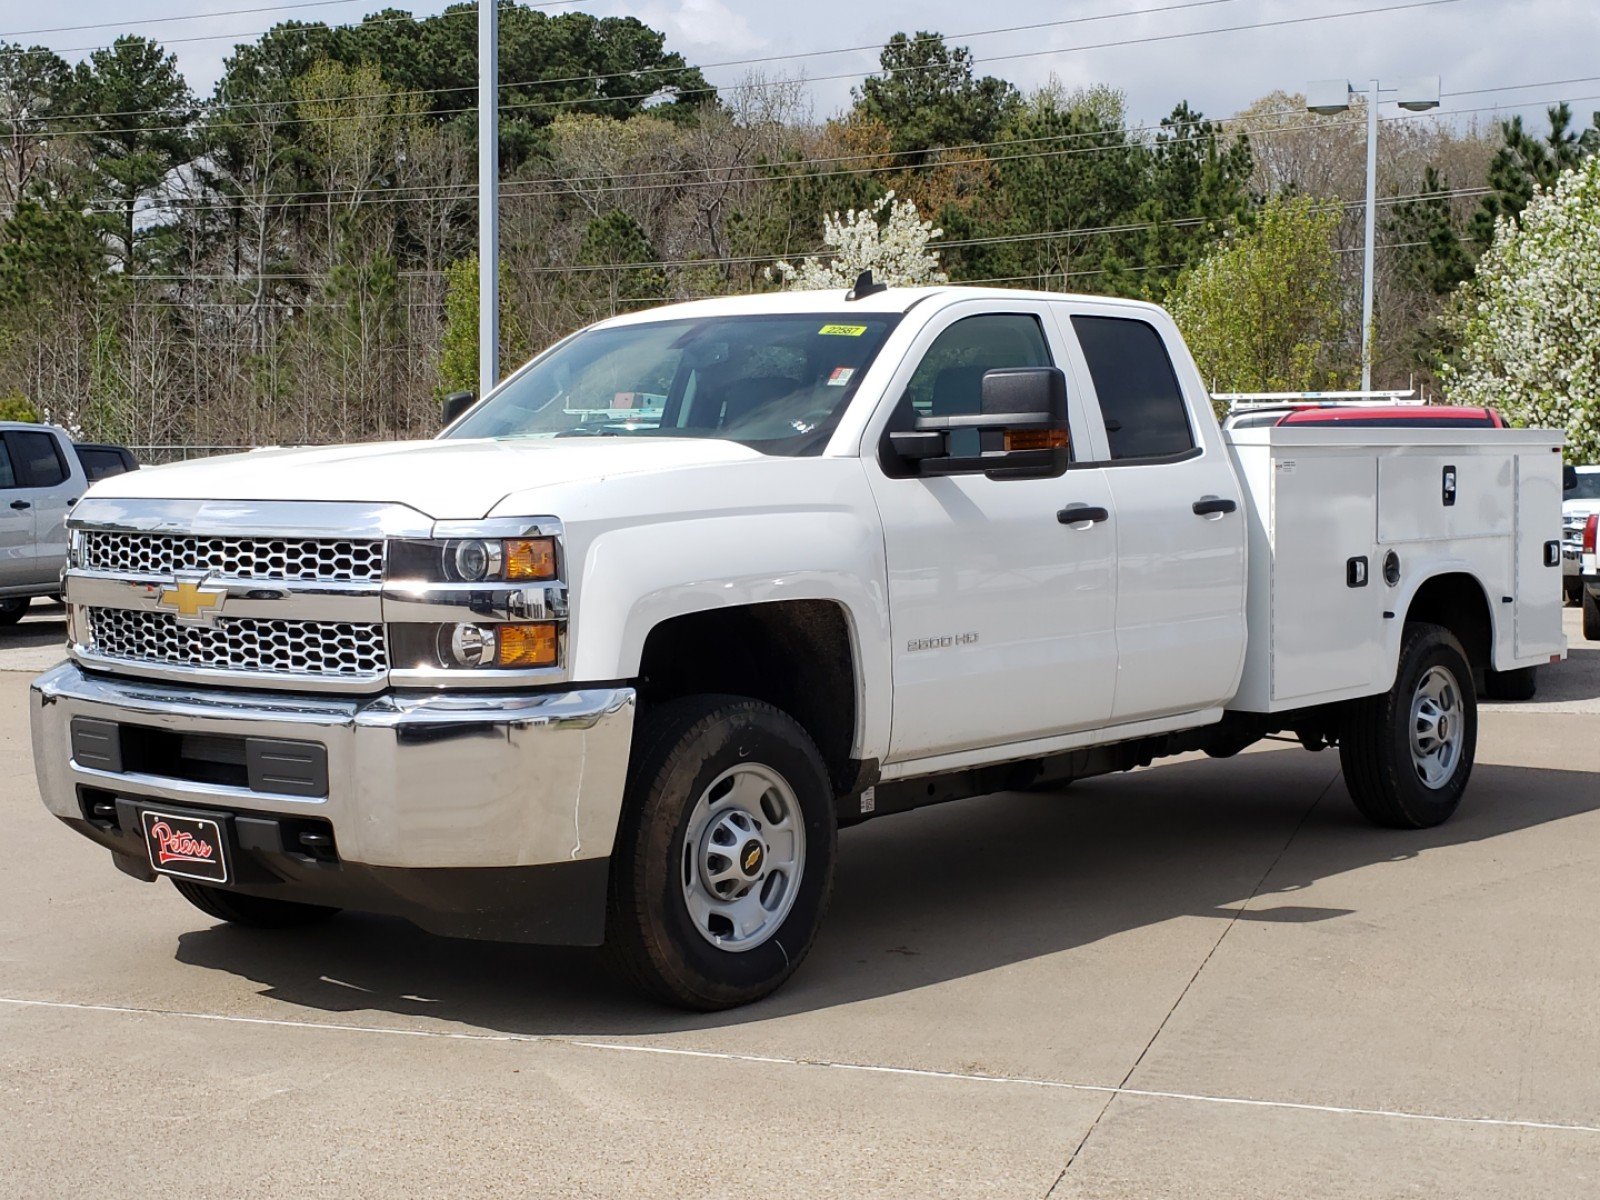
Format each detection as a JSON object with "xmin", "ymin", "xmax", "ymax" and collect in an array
[{"xmin": 158, "ymin": 579, "xmax": 226, "ymax": 623}]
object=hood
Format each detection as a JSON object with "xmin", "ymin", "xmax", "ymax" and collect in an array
[{"xmin": 86, "ymin": 436, "xmax": 766, "ymax": 519}]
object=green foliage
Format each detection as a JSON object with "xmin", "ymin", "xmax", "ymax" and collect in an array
[
  {"xmin": 0, "ymin": 390, "xmax": 38, "ymax": 422},
  {"xmin": 852, "ymin": 32, "xmax": 1018, "ymax": 161},
  {"xmin": 1169, "ymin": 196, "xmax": 1348, "ymax": 399},
  {"xmin": 70, "ymin": 36, "xmax": 195, "ymax": 271},
  {"xmin": 1469, "ymin": 103, "xmax": 1600, "ymax": 251},
  {"xmin": 1443, "ymin": 155, "xmax": 1600, "ymax": 462},
  {"xmin": 578, "ymin": 209, "xmax": 667, "ymax": 310},
  {"xmin": 439, "ymin": 255, "xmax": 532, "ymax": 395}
]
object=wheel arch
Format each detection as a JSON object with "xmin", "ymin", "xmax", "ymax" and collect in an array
[
  {"xmin": 1398, "ymin": 571, "xmax": 1497, "ymax": 682},
  {"xmin": 633, "ymin": 599, "xmax": 873, "ymax": 797}
]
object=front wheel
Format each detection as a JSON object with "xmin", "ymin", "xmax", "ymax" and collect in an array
[
  {"xmin": 606, "ymin": 696, "xmax": 836, "ymax": 1010},
  {"xmin": 1339, "ymin": 622, "xmax": 1477, "ymax": 829},
  {"xmin": 0, "ymin": 597, "xmax": 29, "ymax": 626}
]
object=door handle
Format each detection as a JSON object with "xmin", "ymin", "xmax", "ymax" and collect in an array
[
  {"xmin": 8, "ymin": 500, "xmax": 29, "ymax": 511},
  {"xmin": 1192, "ymin": 497, "xmax": 1237, "ymax": 517},
  {"xmin": 1057, "ymin": 505, "xmax": 1109, "ymax": 525}
]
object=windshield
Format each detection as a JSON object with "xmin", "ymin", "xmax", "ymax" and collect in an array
[
  {"xmin": 446, "ymin": 312, "xmax": 901, "ymax": 456},
  {"xmin": 1567, "ymin": 471, "xmax": 1600, "ymax": 501}
]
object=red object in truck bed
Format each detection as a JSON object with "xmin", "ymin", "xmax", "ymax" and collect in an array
[{"xmin": 1277, "ymin": 405, "xmax": 1506, "ymax": 428}]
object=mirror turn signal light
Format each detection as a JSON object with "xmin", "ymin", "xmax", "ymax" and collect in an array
[
  {"xmin": 1004, "ymin": 427, "xmax": 1070, "ymax": 452},
  {"xmin": 497, "ymin": 621, "xmax": 559, "ymax": 668},
  {"xmin": 504, "ymin": 537, "xmax": 557, "ymax": 581}
]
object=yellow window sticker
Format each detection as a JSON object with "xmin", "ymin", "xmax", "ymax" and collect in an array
[{"xmin": 818, "ymin": 324, "xmax": 868, "ymax": 337}]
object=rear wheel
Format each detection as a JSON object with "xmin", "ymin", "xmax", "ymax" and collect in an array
[
  {"xmin": 171, "ymin": 879, "xmax": 340, "ymax": 928},
  {"xmin": 0, "ymin": 597, "xmax": 29, "ymax": 626},
  {"xmin": 1585, "ymin": 589, "xmax": 1600, "ymax": 641},
  {"xmin": 1340, "ymin": 622, "xmax": 1476, "ymax": 829},
  {"xmin": 605, "ymin": 695, "xmax": 836, "ymax": 1010},
  {"xmin": 1482, "ymin": 665, "xmax": 1537, "ymax": 701}
]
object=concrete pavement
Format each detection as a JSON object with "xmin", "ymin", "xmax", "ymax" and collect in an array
[{"xmin": 1, "ymin": 606, "xmax": 1598, "ymax": 1197}]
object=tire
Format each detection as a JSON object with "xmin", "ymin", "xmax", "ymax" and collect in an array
[
  {"xmin": 605, "ymin": 695, "xmax": 837, "ymax": 1011},
  {"xmin": 1482, "ymin": 665, "xmax": 1537, "ymax": 701},
  {"xmin": 1340, "ymin": 622, "xmax": 1477, "ymax": 829},
  {"xmin": 171, "ymin": 879, "xmax": 340, "ymax": 928},
  {"xmin": 0, "ymin": 597, "xmax": 29, "ymax": 626},
  {"xmin": 1585, "ymin": 589, "xmax": 1600, "ymax": 641}
]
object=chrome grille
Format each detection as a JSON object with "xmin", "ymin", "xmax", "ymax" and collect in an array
[
  {"xmin": 87, "ymin": 608, "xmax": 386, "ymax": 678},
  {"xmin": 82, "ymin": 531, "xmax": 383, "ymax": 583}
]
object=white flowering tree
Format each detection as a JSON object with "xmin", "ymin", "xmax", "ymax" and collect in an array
[
  {"xmin": 768, "ymin": 191, "xmax": 948, "ymax": 290},
  {"xmin": 1442, "ymin": 154, "xmax": 1600, "ymax": 461}
]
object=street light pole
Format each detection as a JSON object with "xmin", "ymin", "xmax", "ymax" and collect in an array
[
  {"xmin": 1360, "ymin": 79, "xmax": 1379, "ymax": 392},
  {"xmin": 478, "ymin": 0, "xmax": 499, "ymax": 400},
  {"xmin": 1307, "ymin": 75, "xmax": 1440, "ymax": 393}
]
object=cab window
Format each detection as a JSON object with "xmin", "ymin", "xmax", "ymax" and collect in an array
[
  {"xmin": 1071, "ymin": 316, "xmax": 1195, "ymax": 461},
  {"xmin": 894, "ymin": 314, "xmax": 1053, "ymax": 457},
  {"xmin": 0, "ymin": 438, "xmax": 14, "ymax": 488}
]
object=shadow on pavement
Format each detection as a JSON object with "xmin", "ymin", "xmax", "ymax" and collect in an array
[
  {"xmin": 170, "ymin": 746, "xmax": 1600, "ymax": 1035},
  {"xmin": 0, "ymin": 599, "xmax": 66, "ymax": 653}
]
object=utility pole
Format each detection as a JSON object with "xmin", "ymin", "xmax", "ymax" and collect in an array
[
  {"xmin": 478, "ymin": 0, "xmax": 499, "ymax": 399},
  {"xmin": 1307, "ymin": 75, "xmax": 1440, "ymax": 392}
]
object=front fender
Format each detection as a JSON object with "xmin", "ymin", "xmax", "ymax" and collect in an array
[{"xmin": 566, "ymin": 506, "xmax": 892, "ymax": 763}]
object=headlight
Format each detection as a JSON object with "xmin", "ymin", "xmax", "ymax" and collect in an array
[{"xmin": 389, "ymin": 536, "xmax": 558, "ymax": 583}]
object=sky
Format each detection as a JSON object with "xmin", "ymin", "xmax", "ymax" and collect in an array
[{"xmin": 4, "ymin": 0, "xmax": 1597, "ymax": 132}]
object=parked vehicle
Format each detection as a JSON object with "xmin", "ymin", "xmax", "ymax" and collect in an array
[
  {"xmin": 1564, "ymin": 465, "xmax": 1600, "ymax": 605},
  {"xmin": 1223, "ymin": 400, "xmax": 1507, "ymax": 430},
  {"xmin": 30, "ymin": 284, "xmax": 1567, "ymax": 1009},
  {"xmin": 1580, "ymin": 509, "xmax": 1599, "ymax": 639},
  {"xmin": 1, "ymin": 422, "xmax": 87, "ymax": 626},
  {"xmin": 74, "ymin": 443, "xmax": 139, "ymax": 483}
]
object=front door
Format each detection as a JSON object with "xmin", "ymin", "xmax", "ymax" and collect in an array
[
  {"xmin": 0, "ymin": 434, "xmax": 38, "ymax": 590},
  {"xmin": 864, "ymin": 302, "xmax": 1118, "ymax": 764},
  {"xmin": 1, "ymin": 429, "xmax": 72, "ymax": 587}
]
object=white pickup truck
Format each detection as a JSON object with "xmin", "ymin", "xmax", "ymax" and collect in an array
[{"xmin": 30, "ymin": 284, "xmax": 1567, "ymax": 1009}]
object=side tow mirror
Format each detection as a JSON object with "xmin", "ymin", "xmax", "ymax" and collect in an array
[
  {"xmin": 887, "ymin": 367, "xmax": 1070, "ymax": 479},
  {"xmin": 1564, "ymin": 464, "xmax": 1579, "ymax": 493},
  {"xmin": 441, "ymin": 390, "xmax": 476, "ymax": 426}
]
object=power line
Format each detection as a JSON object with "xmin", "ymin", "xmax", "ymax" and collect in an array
[
  {"xmin": 78, "ymin": 78, "xmax": 1592, "ymax": 219},
  {"xmin": 2, "ymin": 1, "xmax": 382, "ymax": 39},
  {"xmin": 16, "ymin": 0, "xmax": 1255, "ymax": 125},
  {"xmin": 124, "ymin": 187, "xmax": 1494, "ymax": 292},
  {"xmin": 16, "ymin": 0, "xmax": 1470, "ymax": 139}
]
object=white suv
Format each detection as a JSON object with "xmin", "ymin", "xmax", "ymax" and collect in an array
[{"xmin": 0, "ymin": 422, "xmax": 87, "ymax": 626}]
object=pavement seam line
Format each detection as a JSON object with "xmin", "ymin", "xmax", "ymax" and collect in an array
[
  {"xmin": 4, "ymin": 993, "xmax": 1598, "ymax": 1137},
  {"xmin": 1045, "ymin": 769, "xmax": 1339, "ymax": 1196}
]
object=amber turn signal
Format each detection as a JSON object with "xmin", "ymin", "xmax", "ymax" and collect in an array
[
  {"xmin": 1004, "ymin": 427, "xmax": 1070, "ymax": 452},
  {"xmin": 496, "ymin": 622, "xmax": 559, "ymax": 668},
  {"xmin": 504, "ymin": 537, "xmax": 557, "ymax": 581}
]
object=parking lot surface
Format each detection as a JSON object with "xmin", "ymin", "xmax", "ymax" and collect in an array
[{"xmin": 3, "ymin": 604, "xmax": 1598, "ymax": 1197}]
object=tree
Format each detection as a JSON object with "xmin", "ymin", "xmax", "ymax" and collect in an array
[
  {"xmin": 1469, "ymin": 103, "xmax": 1600, "ymax": 251},
  {"xmin": 1169, "ymin": 196, "xmax": 1347, "ymax": 398},
  {"xmin": 0, "ymin": 43, "xmax": 74, "ymax": 216},
  {"xmin": 853, "ymin": 32, "xmax": 1017, "ymax": 161},
  {"xmin": 1442, "ymin": 155, "xmax": 1600, "ymax": 462},
  {"xmin": 71, "ymin": 37, "xmax": 194, "ymax": 272},
  {"xmin": 768, "ymin": 192, "xmax": 947, "ymax": 290}
]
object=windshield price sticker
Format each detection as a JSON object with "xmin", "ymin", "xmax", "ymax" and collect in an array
[
  {"xmin": 819, "ymin": 324, "xmax": 868, "ymax": 337},
  {"xmin": 827, "ymin": 367, "xmax": 856, "ymax": 387}
]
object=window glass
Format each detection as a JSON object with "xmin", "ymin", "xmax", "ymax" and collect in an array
[
  {"xmin": 895, "ymin": 314, "xmax": 1052, "ymax": 458},
  {"xmin": 77, "ymin": 447, "xmax": 129, "ymax": 481},
  {"xmin": 1567, "ymin": 472, "xmax": 1600, "ymax": 501},
  {"xmin": 7, "ymin": 431, "xmax": 66, "ymax": 487},
  {"xmin": 447, "ymin": 313, "xmax": 900, "ymax": 456},
  {"xmin": 0, "ymin": 439, "xmax": 14, "ymax": 488},
  {"xmin": 903, "ymin": 314, "xmax": 1052, "ymax": 419},
  {"xmin": 1071, "ymin": 315, "xmax": 1195, "ymax": 460}
]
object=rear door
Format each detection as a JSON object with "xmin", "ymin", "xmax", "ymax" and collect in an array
[
  {"xmin": 1057, "ymin": 307, "xmax": 1248, "ymax": 722},
  {"xmin": 1, "ymin": 429, "xmax": 74, "ymax": 587}
]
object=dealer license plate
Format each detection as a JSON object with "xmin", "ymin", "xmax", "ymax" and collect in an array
[{"xmin": 140, "ymin": 809, "xmax": 229, "ymax": 884}]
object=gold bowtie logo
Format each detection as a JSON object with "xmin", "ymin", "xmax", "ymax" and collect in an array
[{"xmin": 158, "ymin": 579, "xmax": 225, "ymax": 622}]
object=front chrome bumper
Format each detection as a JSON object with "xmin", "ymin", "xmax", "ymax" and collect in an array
[{"xmin": 30, "ymin": 662, "xmax": 636, "ymax": 871}]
